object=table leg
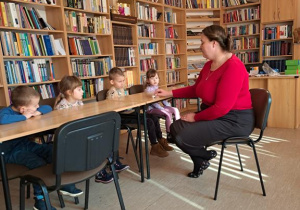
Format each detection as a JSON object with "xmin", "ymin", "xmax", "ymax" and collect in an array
[
  {"xmin": 136, "ymin": 107, "xmax": 144, "ymax": 182},
  {"xmin": 0, "ymin": 148, "xmax": 12, "ymax": 210},
  {"xmin": 142, "ymin": 106, "xmax": 150, "ymax": 179}
]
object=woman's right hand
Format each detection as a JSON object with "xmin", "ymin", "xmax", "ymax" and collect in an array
[{"xmin": 155, "ymin": 89, "xmax": 173, "ymax": 97}]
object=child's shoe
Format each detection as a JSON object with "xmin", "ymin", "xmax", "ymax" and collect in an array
[
  {"xmin": 150, "ymin": 143, "xmax": 169, "ymax": 157},
  {"xmin": 95, "ymin": 169, "xmax": 114, "ymax": 184},
  {"xmin": 115, "ymin": 159, "xmax": 130, "ymax": 172},
  {"xmin": 59, "ymin": 184, "xmax": 83, "ymax": 197},
  {"xmin": 33, "ymin": 197, "xmax": 56, "ymax": 210},
  {"xmin": 158, "ymin": 137, "xmax": 174, "ymax": 151}
]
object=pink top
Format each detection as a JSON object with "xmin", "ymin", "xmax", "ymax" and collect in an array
[{"xmin": 173, "ymin": 54, "xmax": 252, "ymax": 121}]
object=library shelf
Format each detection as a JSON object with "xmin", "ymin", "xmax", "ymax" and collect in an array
[
  {"xmin": 7, "ymin": 80, "xmax": 60, "ymax": 87},
  {"xmin": 63, "ymin": 7, "xmax": 110, "ymax": 15},
  {"xmin": 0, "ymin": 27, "xmax": 64, "ymax": 34},
  {"xmin": 221, "ymin": 2, "xmax": 260, "ymax": 10},
  {"xmin": 223, "ymin": 19, "xmax": 260, "ymax": 25}
]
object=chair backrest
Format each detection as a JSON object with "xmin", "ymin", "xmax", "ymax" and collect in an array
[
  {"xmin": 96, "ymin": 89, "xmax": 109, "ymax": 101},
  {"xmin": 129, "ymin": 85, "xmax": 144, "ymax": 95},
  {"xmin": 39, "ymin": 98, "xmax": 56, "ymax": 109},
  {"xmin": 250, "ymin": 88, "xmax": 272, "ymax": 131},
  {"xmin": 53, "ymin": 111, "xmax": 121, "ymax": 175}
]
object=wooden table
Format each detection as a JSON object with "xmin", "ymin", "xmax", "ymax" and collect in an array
[{"xmin": 0, "ymin": 98, "xmax": 146, "ymax": 210}]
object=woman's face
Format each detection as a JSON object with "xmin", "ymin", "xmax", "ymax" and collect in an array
[{"xmin": 200, "ymin": 34, "xmax": 214, "ymax": 60}]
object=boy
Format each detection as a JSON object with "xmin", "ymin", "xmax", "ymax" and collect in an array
[{"xmin": 0, "ymin": 86, "xmax": 82, "ymax": 210}]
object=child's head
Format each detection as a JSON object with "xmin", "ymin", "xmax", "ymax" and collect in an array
[
  {"xmin": 58, "ymin": 76, "xmax": 83, "ymax": 101},
  {"xmin": 146, "ymin": 69, "xmax": 159, "ymax": 87},
  {"xmin": 11, "ymin": 86, "xmax": 40, "ymax": 113},
  {"xmin": 109, "ymin": 67, "xmax": 125, "ymax": 89}
]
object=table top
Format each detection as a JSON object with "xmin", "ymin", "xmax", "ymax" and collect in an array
[{"xmin": 0, "ymin": 92, "xmax": 171, "ymax": 142}]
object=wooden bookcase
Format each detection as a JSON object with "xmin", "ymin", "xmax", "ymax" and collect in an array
[
  {"xmin": 221, "ymin": 1, "xmax": 261, "ymax": 65},
  {"xmin": 0, "ymin": 0, "xmax": 113, "ymax": 106}
]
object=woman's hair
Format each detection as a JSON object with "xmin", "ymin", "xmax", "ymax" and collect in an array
[
  {"xmin": 145, "ymin": 69, "xmax": 158, "ymax": 87},
  {"xmin": 109, "ymin": 67, "xmax": 124, "ymax": 80},
  {"xmin": 54, "ymin": 76, "xmax": 82, "ymax": 107},
  {"xmin": 202, "ymin": 25, "xmax": 232, "ymax": 52},
  {"xmin": 11, "ymin": 86, "xmax": 40, "ymax": 107}
]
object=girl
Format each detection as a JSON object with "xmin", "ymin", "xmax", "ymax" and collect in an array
[
  {"xmin": 145, "ymin": 69, "xmax": 180, "ymax": 136},
  {"xmin": 54, "ymin": 76, "xmax": 84, "ymax": 110}
]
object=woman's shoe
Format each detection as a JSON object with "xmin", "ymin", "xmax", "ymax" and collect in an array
[
  {"xmin": 201, "ymin": 160, "xmax": 210, "ymax": 170},
  {"xmin": 208, "ymin": 150, "xmax": 217, "ymax": 160},
  {"xmin": 187, "ymin": 167, "xmax": 203, "ymax": 178}
]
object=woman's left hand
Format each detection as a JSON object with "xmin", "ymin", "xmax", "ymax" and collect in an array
[{"xmin": 181, "ymin": 112, "xmax": 196, "ymax": 122}]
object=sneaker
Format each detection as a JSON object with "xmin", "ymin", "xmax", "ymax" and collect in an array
[
  {"xmin": 59, "ymin": 184, "xmax": 83, "ymax": 197},
  {"xmin": 95, "ymin": 169, "xmax": 114, "ymax": 184},
  {"xmin": 115, "ymin": 159, "xmax": 130, "ymax": 173},
  {"xmin": 33, "ymin": 198, "xmax": 56, "ymax": 210}
]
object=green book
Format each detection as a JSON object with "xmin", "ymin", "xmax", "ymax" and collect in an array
[
  {"xmin": 285, "ymin": 70, "xmax": 299, "ymax": 75},
  {"xmin": 286, "ymin": 60, "xmax": 300, "ymax": 66},
  {"xmin": 286, "ymin": 65, "xmax": 300, "ymax": 70}
]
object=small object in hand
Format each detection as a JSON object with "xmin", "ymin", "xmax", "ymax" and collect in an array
[{"xmin": 152, "ymin": 95, "xmax": 156, "ymax": 98}]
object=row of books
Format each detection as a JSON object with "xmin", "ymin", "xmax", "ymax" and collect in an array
[
  {"xmin": 138, "ymin": 43, "xmax": 159, "ymax": 55},
  {"xmin": 0, "ymin": 31, "xmax": 64, "ymax": 56},
  {"xmin": 187, "ymin": 60, "xmax": 205, "ymax": 70},
  {"xmin": 0, "ymin": 2, "xmax": 54, "ymax": 30},
  {"xmin": 65, "ymin": 11, "xmax": 110, "ymax": 34},
  {"xmin": 71, "ymin": 57, "xmax": 112, "ymax": 77},
  {"xmin": 68, "ymin": 37, "xmax": 101, "ymax": 55},
  {"xmin": 236, "ymin": 51, "xmax": 259, "ymax": 64},
  {"xmin": 82, "ymin": 78, "xmax": 104, "ymax": 98},
  {"xmin": 262, "ymin": 41, "xmax": 292, "ymax": 56},
  {"xmin": 233, "ymin": 37, "xmax": 259, "ymax": 50},
  {"xmin": 114, "ymin": 47, "xmax": 136, "ymax": 67},
  {"xmin": 4, "ymin": 59, "xmax": 55, "ymax": 84},
  {"xmin": 165, "ymin": 26, "xmax": 179, "ymax": 39},
  {"xmin": 166, "ymin": 57, "xmax": 181, "ymax": 69},
  {"xmin": 173, "ymin": 98, "xmax": 187, "ymax": 109},
  {"xmin": 164, "ymin": 0, "xmax": 183, "ymax": 8},
  {"xmin": 136, "ymin": 3, "xmax": 159, "ymax": 21},
  {"xmin": 27, "ymin": 0, "xmax": 56, "ymax": 5},
  {"xmin": 222, "ymin": 0, "xmax": 253, "ymax": 7},
  {"xmin": 227, "ymin": 23, "xmax": 259, "ymax": 36},
  {"xmin": 262, "ymin": 25, "xmax": 293, "ymax": 40},
  {"xmin": 165, "ymin": 43, "xmax": 180, "ymax": 54},
  {"xmin": 166, "ymin": 71, "xmax": 180, "ymax": 84},
  {"xmin": 124, "ymin": 70, "xmax": 134, "ymax": 88},
  {"xmin": 63, "ymin": 0, "xmax": 108, "ymax": 13},
  {"xmin": 138, "ymin": 24, "xmax": 156, "ymax": 38},
  {"xmin": 164, "ymin": 12, "xmax": 177, "ymax": 24},
  {"xmin": 223, "ymin": 6, "xmax": 260, "ymax": 23},
  {"xmin": 186, "ymin": 0, "xmax": 220, "ymax": 9},
  {"xmin": 263, "ymin": 59, "xmax": 286, "ymax": 72},
  {"xmin": 140, "ymin": 58, "xmax": 158, "ymax": 72},
  {"xmin": 112, "ymin": 25, "xmax": 133, "ymax": 45}
]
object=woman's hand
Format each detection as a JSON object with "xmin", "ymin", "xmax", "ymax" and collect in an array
[
  {"xmin": 181, "ymin": 112, "xmax": 196, "ymax": 122},
  {"xmin": 155, "ymin": 89, "xmax": 173, "ymax": 97}
]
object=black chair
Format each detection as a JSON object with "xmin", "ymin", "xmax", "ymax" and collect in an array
[
  {"xmin": 211, "ymin": 88, "xmax": 271, "ymax": 200},
  {"xmin": 96, "ymin": 90, "xmax": 140, "ymax": 170},
  {"xmin": 19, "ymin": 112, "xmax": 125, "ymax": 210}
]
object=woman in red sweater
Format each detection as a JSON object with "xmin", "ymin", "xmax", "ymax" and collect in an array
[{"xmin": 155, "ymin": 25, "xmax": 254, "ymax": 178}]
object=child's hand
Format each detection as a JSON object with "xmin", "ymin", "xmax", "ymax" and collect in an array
[
  {"xmin": 32, "ymin": 111, "xmax": 42, "ymax": 116},
  {"xmin": 181, "ymin": 113, "xmax": 195, "ymax": 122},
  {"xmin": 22, "ymin": 110, "xmax": 35, "ymax": 119}
]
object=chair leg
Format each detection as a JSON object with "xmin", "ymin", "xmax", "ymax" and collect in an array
[
  {"xmin": 250, "ymin": 141, "xmax": 266, "ymax": 196},
  {"xmin": 20, "ymin": 178, "xmax": 26, "ymax": 210},
  {"xmin": 214, "ymin": 143, "xmax": 226, "ymax": 200},
  {"xmin": 125, "ymin": 128, "xmax": 131, "ymax": 154},
  {"xmin": 111, "ymin": 164, "xmax": 125, "ymax": 210},
  {"xmin": 57, "ymin": 190, "xmax": 65, "ymax": 208},
  {"xmin": 235, "ymin": 144, "xmax": 243, "ymax": 171},
  {"xmin": 74, "ymin": 197, "xmax": 79, "ymax": 204},
  {"xmin": 84, "ymin": 179, "xmax": 90, "ymax": 210},
  {"xmin": 129, "ymin": 130, "xmax": 140, "ymax": 171},
  {"xmin": 26, "ymin": 183, "xmax": 31, "ymax": 199}
]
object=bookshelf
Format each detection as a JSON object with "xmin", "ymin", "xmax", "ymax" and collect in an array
[
  {"xmin": 185, "ymin": 1, "xmax": 220, "ymax": 110},
  {"xmin": 221, "ymin": 0, "xmax": 261, "ymax": 65},
  {"xmin": 0, "ymin": 0, "xmax": 113, "ymax": 106}
]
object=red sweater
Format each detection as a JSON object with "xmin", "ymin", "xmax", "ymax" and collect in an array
[{"xmin": 173, "ymin": 54, "xmax": 252, "ymax": 121}]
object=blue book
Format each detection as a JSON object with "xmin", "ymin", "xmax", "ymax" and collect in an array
[
  {"xmin": 80, "ymin": 40, "xmax": 93, "ymax": 55},
  {"xmin": 26, "ymin": 61, "xmax": 34, "ymax": 82},
  {"xmin": 43, "ymin": 35, "xmax": 54, "ymax": 56},
  {"xmin": 17, "ymin": 61, "xmax": 26, "ymax": 83},
  {"xmin": 4, "ymin": 61, "xmax": 12, "ymax": 84},
  {"xmin": 30, "ymin": 9, "xmax": 40, "ymax": 29}
]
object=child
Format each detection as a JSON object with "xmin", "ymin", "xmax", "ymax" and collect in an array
[
  {"xmin": 107, "ymin": 67, "xmax": 172, "ymax": 158},
  {"xmin": 54, "ymin": 76, "xmax": 84, "ymax": 110},
  {"xmin": 0, "ymin": 86, "xmax": 82, "ymax": 210},
  {"xmin": 145, "ymin": 69, "xmax": 180, "ymax": 137}
]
